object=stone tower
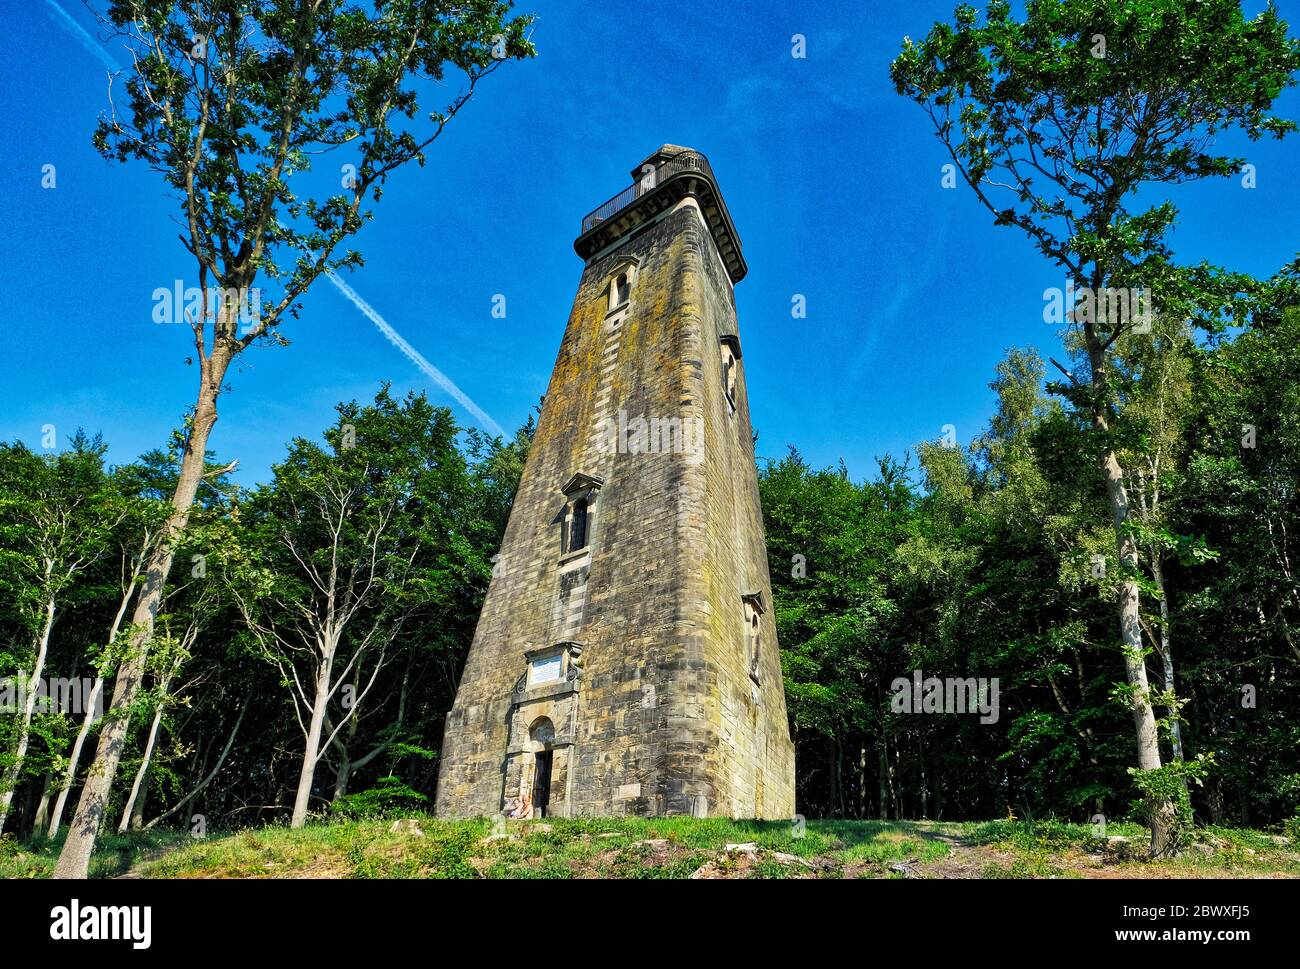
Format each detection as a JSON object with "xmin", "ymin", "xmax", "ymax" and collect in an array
[{"xmin": 435, "ymin": 146, "xmax": 795, "ymax": 819}]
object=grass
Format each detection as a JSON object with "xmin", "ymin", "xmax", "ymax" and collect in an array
[
  {"xmin": 0, "ymin": 828, "xmax": 194, "ymax": 879},
  {"xmin": 2, "ymin": 817, "xmax": 1296, "ymax": 879}
]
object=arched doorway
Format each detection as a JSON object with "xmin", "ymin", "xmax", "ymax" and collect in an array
[{"xmin": 529, "ymin": 718, "xmax": 555, "ymax": 817}]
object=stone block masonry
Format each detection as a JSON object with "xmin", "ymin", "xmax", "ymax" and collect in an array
[{"xmin": 435, "ymin": 147, "xmax": 795, "ymax": 820}]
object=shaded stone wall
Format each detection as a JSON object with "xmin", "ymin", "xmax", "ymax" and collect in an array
[{"xmin": 435, "ymin": 195, "xmax": 794, "ymax": 819}]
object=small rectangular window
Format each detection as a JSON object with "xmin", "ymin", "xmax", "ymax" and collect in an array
[
  {"xmin": 743, "ymin": 594, "xmax": 764, "ymax": 685},
  {"xmin": 722, "ymin": 349, "xmax": 738, "ymax": 413},
  {"xmin": 570, "ymin": 497, "xmax": 589, "ymax": 552},
  {"xmin": 609, "ymin": 270, "xmax": 633, "ymax": 313}
]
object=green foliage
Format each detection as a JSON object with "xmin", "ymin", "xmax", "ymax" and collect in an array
[
  {"xmin": 1284, "ymin": 814, "xmax": 1300, "ymax": 844},
  {"xmin": 891, "ymin": 0, "xmax": 1299, "ymax": 301},
  {"xmin": 0, "ymin": 433, "xmax": 161, "ymax": 821},
  {"xmin": 764, "ymin": 300, "xmax": 1300, "ymax": 831},
  {"xmin": 1129, "ymin": 752, "xmax": 1215, "ymax": 849},
  {"xmin": 7, "ymin": 317, "xmax": 1297, "ymax": 843},
  {"xmin": 887, "ymin": 0, "xmax": 1300, "ymax": 849},
  {"xmin": 330, "ymin": 778, "xmax": 429, "ymax": 820},
  {"xmin": 971, "ymin": 819, "xmax": 1090, "ymax": 850},
  {"xmin": 92, "ymin": 0, "xmax": 536, "ymax": 348}
]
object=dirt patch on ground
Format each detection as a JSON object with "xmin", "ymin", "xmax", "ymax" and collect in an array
[{"xmin": 914, "ymin": 836, "xmax": 1015, "ymax": 878}]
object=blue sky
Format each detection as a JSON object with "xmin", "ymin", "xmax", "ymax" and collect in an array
[{"xmin": 2, "ymin": 0, "xmax": 1297, "ymax": 484}]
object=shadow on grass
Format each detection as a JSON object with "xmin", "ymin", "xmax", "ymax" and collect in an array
[{"xmin": 1, "ymin": 829, "xmax": 215, "ymax": 880}]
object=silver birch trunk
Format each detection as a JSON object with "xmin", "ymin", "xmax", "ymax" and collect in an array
[
  {"xmin": 32, "ymin": 774, "xmax": 53, "ymax": 837},
  {"xmin": 46, "ymin": 677, "xmax": 105, "ymax": 839},
  {"xmin": 0, "ymin": 591, "xmax": 57, "ymax": 833},
  {"xmin": 291, "ymin": 644, "xmax": 336, "ymax": 828},
  {"xmin": 117, "ymin": 703, "xmax": 165, "ymax": 834},
  {"xmin": 1091, "ymin": 350, "xmax": 1171, "ymax": 852}
]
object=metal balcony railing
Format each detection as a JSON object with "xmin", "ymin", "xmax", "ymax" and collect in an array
[{"xmin": 580, "ymin": 150, "xmax": 715, "ymax": 235}]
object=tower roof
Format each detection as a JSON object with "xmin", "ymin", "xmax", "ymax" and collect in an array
[
  {"xmin": 629, "ymin": 145, "xmax": 694, "ymax": 180},
  {"xmin": 576, "ymin": 147, "xmax": 748, "ymax": 284}
]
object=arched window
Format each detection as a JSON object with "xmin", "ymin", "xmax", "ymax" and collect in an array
[
  {"xmin": 570, "ymin": 497, "xmax": 589, "ymax": 552},
  {"xmin": 529, "ymin": 717, "xmax": 556, "ymax": 748}
]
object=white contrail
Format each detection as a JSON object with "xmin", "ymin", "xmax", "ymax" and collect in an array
[
  {"xmin": 325, "ymin": 270, "xmax": 507, "ymax": 438},
  {"xmin": 44, "ymin": 0, "xmax": 120, "ymax": 71}
]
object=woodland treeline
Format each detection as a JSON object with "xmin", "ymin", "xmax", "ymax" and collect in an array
[
  {"xmin": 766, "ymin": 305, "xmax": 1300, "ymax": 827},
  {"xmin": 2, "ymin": 300, "xmax": 1297, "ymax": 839},
  {"xmin": 0, "ymin": 390, "xmax": 533, "ymax": 840}
]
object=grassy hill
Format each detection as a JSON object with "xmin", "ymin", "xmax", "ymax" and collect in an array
[{"xmin": 3, "ymin": 817, "xmax": 1297, "ymax": 879}]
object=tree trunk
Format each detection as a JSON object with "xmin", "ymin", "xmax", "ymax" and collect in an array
[
  {"xmin": 1151, "ymin": 555, "xmax": 1185, "ymax": 764},
  {"xmin": 47, "ymin": 678, "xmax": 104, "ymax": 839},
  {"xmin": 333, "ymin": 755, "xmax": 352, "ymax": 801},
  {"xmin": 118, "ymin": 702, "xmax": 165, "ymax": 833},
  {"xmin": 1099, "ymin": 450, "xmax": 1161, "ymax": 772},
  {"xmin": 1151, "ymin": 553, "xmax": 1190, "ymax": 811},
  {"xmin": 1083, "ymin": 298, "xmax": 1170, "ymax": 854},
  {"xmin": 52, "ymin": 536, "xmax": 147, "ymax": 839},
  {"xmin": 1097, "ymin": 435, "xmax": 1169, "ymax": 853},
  {"xmin": 1206, "ymin": 776, "xmax": 1223, "ymax": 825},
  {"xmin": 889, "ymin": 738, "xmax": 899, "ymax": 816},
  {"xmin": 877, "ymin": 735, "xmax": 889, "ymax": 820},
  {"xmin": 918, "ymin": 736, "xmax": 929, "ymax": 819},
  {"xmin": 292, "ymin": 647, "xmax": 336, "ymax": 828},
  {"xmin": 828, "ymin": 736, "xmax": 843, "ymax": 819},
  {"xmin": 0, "ymin": 593, "xmax": 57, "ymax": 833},
  {"xmin": 118, "ymin": 658, "xmax": 183, "ymax": 834},
  {"xmin": 130, "ymin": 763, "xmax": 152, "ymax": 832},
  {"xmin": 1110, "ymin": 479, "xmax": 1172, "ymax": 852},
  {"xmin": 856, "ymin": 744, "xmax": 867, "ymax": 820},
  {"xmin": 31, "ymin": 774, "xmax": 53, "ymax": 839},
  {"xmin": 53, "ymin": 350, "xmax": 229, "ymax": 878},
  {"xmin": 933, "ymin": 761, "xmax": 945, "ymax": 821}
]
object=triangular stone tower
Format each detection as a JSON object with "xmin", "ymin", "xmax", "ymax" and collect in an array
[{"xmin": 435, "ymin": 146, "xmax": 795, "ymax": 819}]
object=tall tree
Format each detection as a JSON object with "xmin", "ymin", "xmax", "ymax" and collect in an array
[
  {"xmin": 892, "ymin": 0, "xmax": 1300, "ymax": 853},
  {"xmin": 55, "ymin": 0, "xmax": 535, "ymax": 878},
  {"xmin": 229, "ymin": 389, "xmax": 475, "ymax": 826},
  {"xmin": 1110, "ymin": 315, "xmax": 1209, "ymax": 780}
]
